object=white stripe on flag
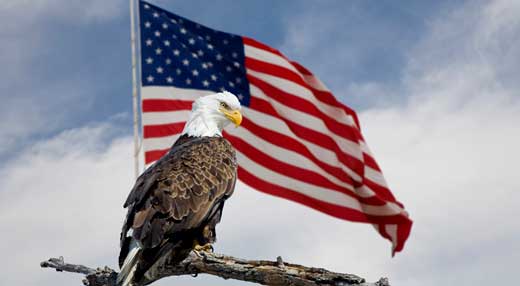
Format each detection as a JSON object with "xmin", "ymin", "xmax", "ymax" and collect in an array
[
  {"xmin": 354, "ymin": 185, "xmax": 377, "ymax": 198},
  {"xmin": 141, "ymin": 86, "xmax": 213, "ymax": 100},
  {"xmin": 244, "ymin": 43, "xmax": 330, "ymax": 93},
  {"xmin": 385, "ymin": 224, "xmax": 398, "ymax": 249},
  {"xmin": 142, "ymin": 110, "xmax": 192, "ymax": 126},
  {"xmin": 244, "ymin": 44, "xmax": 300, "ymax": 74},
  {"xmin": 249, "ymin": 84, "xmax": 363, "ymax": 161},
  {"xmin": 245, "ymin": 43, "xmax": 331, "ymax": 93},
  {"xmin": 302, "ymin": 74, "xmax": 330, "ymax": 92},
  {"xmin": 247, "ymin": 70, "xmax": 357, "ymax": 127},
  {"xmin": 226, "ymin": 126, "xmax": 356, "ymax": 192},
  {"xmin": 244, "ymin": 106, "xmax": 363, "ymax": 182},
  {"xmin": 236, "ymin": 149, "xmax": 402, "ymax": 216},
  {"xmin": 364, "ymin": 166, "xmax": 389, "ymax": 187},
  {"xmin": 143, "ymin": 133, "xmax": 183, "ymax": 152}
]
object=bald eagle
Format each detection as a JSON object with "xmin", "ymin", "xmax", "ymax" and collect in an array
[{"xmin": 117, "ymin": 91, "xmax": 242, "ymax": 286}]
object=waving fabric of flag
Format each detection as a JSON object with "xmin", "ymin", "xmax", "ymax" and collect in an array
[{"xmin": 138, "ymin": 0, "xmax": 412, "ymax": 255}]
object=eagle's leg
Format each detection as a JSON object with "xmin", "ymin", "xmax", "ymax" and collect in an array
[
  {"xmin": 193, "ymin": 243, "xmax": 214, "ymax": 252},
  {"xmin": 192, "ymin": 241, "xmax": 214, "ymax": 259},
  {"xmin": 192, "ymin": 225, "xmax": 215, "ymax": 256}
]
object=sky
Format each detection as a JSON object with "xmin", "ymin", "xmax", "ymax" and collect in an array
[{"xmin": 0, "ymin": 0, "xmax": 519, "ymax": 285}]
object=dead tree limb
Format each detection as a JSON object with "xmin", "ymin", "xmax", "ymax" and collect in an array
[{"xmin": 41, "ymin": 251, "xmax": 390, "ymax": 286}]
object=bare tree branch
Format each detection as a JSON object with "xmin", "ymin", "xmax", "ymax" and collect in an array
[{"xmin": 41, "ymin": 251, "xmax": 390, "ymax": 286}]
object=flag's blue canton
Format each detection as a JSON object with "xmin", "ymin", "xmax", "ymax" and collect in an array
[{"xmin": 139, "ymin": 1, "xmax": 250, "ymax": 107}]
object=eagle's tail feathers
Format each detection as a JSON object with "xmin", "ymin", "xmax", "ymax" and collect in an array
[{"xmin": 117, "ymin": 239, "xmax": 141, "ymax": 286}]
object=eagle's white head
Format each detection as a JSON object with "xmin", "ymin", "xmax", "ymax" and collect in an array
[{"xmin": 181, "ymin": 91, "xmax": 243, "ymax": 137}]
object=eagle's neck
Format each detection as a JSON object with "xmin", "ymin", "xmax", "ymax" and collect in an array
[{"xmin": 181, "ymin": 109, "xmax": 223, "ymax": 137}]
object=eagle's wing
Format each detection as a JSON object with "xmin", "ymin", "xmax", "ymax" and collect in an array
[{"xmin": 119, "ymin": 137, "xmax": 236, "ymax": 258}]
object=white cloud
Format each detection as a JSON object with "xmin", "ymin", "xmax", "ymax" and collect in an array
[
  {"xmin": 0, "ymin": 123, "xmax": 134, "ymax": 285},
  {"xmin": 0, "ymin": 0, "xmax": 125, "ymax": 25},
  {"xmin": 339, "ymin": 81, "xmax": 404, "ymax": 109},
  {"xmin": 0, "ymin": 0, "xmax": 126, "ymax": 157},
  {"xmin": 0, "ymin": 81, "xmax": 94, "ymax": 156}
]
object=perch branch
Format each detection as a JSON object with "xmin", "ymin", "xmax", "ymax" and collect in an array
[{"xmin": 41, "ymin": 251, "xmax": 390, "ymax": 286}]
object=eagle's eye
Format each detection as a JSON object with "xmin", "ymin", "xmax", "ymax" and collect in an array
[{"xmin": 220, "ymin": 101, "xmax": 229, "ymax": 109}]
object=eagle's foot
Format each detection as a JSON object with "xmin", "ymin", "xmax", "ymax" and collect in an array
[{"xmin": 194, "ymin": 243, "xmax": 214, "ymax": 253}]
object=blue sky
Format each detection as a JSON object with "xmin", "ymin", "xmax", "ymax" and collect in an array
[{"xmin": 1, "ymin": 1, "xmax": 519, "ymax": 286}]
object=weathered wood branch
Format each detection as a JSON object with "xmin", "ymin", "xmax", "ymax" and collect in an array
[{"xmin": 41, "ymin": 251, "xmax": 390, "ymax": 286}]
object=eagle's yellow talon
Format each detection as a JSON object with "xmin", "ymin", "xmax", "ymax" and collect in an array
[{"xmin": 193, "ymin": 243, "xmax": 214, "ymax": 253}]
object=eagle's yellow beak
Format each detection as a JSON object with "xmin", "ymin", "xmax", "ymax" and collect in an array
[{"xmin": 222, "ymin": 109, "xmax": 242, "ymax": 127}]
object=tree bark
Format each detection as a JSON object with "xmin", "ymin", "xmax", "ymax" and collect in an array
[{"xmin": 40, "ymin": 252, "xmax": 390, "ymax": 286}]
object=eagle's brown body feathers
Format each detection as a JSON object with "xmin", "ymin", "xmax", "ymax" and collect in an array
[{"xmin": 118, "ymin": 135, "xmax": 237, "ymax": 283}]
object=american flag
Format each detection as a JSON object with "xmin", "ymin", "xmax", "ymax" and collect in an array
[{"xmin": 138, "ymin": 0, "xmax": 412, "ymax": 255}]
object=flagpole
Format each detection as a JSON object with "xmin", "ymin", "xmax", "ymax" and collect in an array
[{"xmin": 130, "ymin": 0, "xmax": 140, "ymax": 179}]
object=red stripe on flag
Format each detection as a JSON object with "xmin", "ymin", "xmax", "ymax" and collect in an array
[
  {"xmin": 363, "ymin": 152, "xmax": 382, "ymax": 172},
  {"xmin": 246, "ymin": 57, "xmax": 350, "ymax": 120},
  {"xmin": 226, "ymin": 132, "xmax": 393, "ymax": 207},
  {"xmin": 289, "ymin": 60, "xmax": 361, "ymax": 128},
  {"xmin": 143, "ymin": 122, "xmax": 185, "ymax": 138},
  {"xmin": 142, "ymin": 99, "xmax": 193, "ymax": 112},
  {"xmin": 363, "ymin": 179, "xmax": 400, "ymax": 206},
  {"xmin": 243, "ymin": 37, "xmax": 285, "ymax": 57},
  {"xmin": 238, "ymin": 165, "xmax": 410, "ymax": 224},
  {"xmin": 240, "ymin": 117, "xmax": 355, "ymax": 186},
  {"xmin": 245, "ymin": 57, "xmax": 305, "ymax": 87},
  {"xmin": 243, "ymin": 38, "xmax": 361, "ymax": 129},
  {"xmin": 247, "ymin": 74, "xmax": 362, "ymax": 143},
  {"xmin": 238, "ymin": 165, "xmax": 370, "ymax": 223},
  {"xmin": 225, "ymin": 132, "xmax": 358, "ymax": 199},
  {"xmin": 395, "ymin": 220, "xmax": 413, "ymax": 255},
  {"xmin": 145, "ymin": 148, "xmax": 169, "ymax": 164},
  {"xmin": 249, "ymin": 96, "xmax": 365, "ymax": 181}
]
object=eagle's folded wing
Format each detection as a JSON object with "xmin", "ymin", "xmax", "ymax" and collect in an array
[{"xmin": 120, "ymin": 137, "xmax": 236, "ymax": 256}]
